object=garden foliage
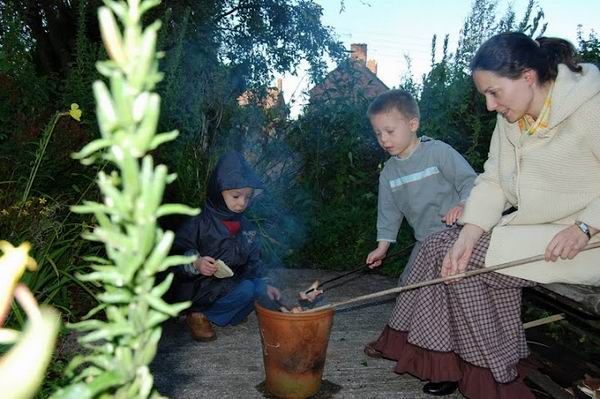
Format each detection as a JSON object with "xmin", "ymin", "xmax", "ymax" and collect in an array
[
  {"xmin": 50, "ymin": 1, "xmax": 197, "ymax": 397},
  {"xmin": 0, "ymin": 0, "xmax": 599, "ymax": 393}
]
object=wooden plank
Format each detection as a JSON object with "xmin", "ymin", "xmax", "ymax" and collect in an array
[
  {"xmin": 526, "ymin": 369, "xmax": 574, "ymax": 399},
  {"xmin": 533, "ymin": 284, "xmax": 600, "ymax": 318}
]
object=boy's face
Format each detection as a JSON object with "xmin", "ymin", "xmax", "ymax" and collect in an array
[
  {"xmin": 370, "ymin": 109, "xmax": 419, "ymax": 157},
  {"xmin": 222, "ymin": 187, "xmax": 254, "ymax": 213}
]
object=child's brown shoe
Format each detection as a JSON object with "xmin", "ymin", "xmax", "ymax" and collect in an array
[{"xmin": 186, "ymin": 312, "xmax": 217, "ymax": 342}]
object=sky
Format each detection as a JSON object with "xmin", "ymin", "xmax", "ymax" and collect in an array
[{"xmin": 278, "ymin": 0, "xmax": 600, "ymax": 117}]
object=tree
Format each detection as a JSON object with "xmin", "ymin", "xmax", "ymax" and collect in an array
[
  {"xmin": 0, "ymin": 0, "xmax": 102, "ymax": 77},
  {"xmin": 453, "ymin": 0, "xmax": 546, "ymax": 73},
  {"xmin": 0, "ymin": 0, "xmax": 346, "ymax": 209},
  {"xmin": 0, "ymin": 0, "xmax": 345, "ymax": 83},
  {"xmin": 398, "ymin": 53, "xmax": 421, "ymax": 98},
  {"xmin": 0, "ymin": 0, "xmax": 344, "ymax": 146},
  {"xmin": 577, "ymin": 27, "xmax": 600, "ymax": 67},
  {"xmin": 418, "ymin": 0, "xmax": 546, "ymax": 171}
]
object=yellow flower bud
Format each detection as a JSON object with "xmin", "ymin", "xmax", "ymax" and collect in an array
[{"xmin": 69, "ymin": 103, "xmax": 82, "ymax": 122}]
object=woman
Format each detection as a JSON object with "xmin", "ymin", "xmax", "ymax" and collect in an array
[{"xmin": 367, "ymin": 32, "xmax": 600, "ymax": 398}]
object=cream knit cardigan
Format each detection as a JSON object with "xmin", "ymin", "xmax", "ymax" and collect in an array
[{"xmin": 460, "ymin": 64, "xmax": 600, "ymax": 284}]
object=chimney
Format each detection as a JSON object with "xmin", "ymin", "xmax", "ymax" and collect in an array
[
  {"xmin": 367, "ymin": 59, "xmax": 378, "ymax": 75},
  {"xmin": 350, "ymin": 43, "xmax": 367, "ymax": 65}
]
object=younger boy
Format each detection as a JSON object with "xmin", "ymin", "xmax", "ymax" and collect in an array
[
  {"xmin": 170, "ymin": 151, "xmax": 281, "ymax": 342},
  {"xmin": 365, "ymin": 90, "xmax": 477, "ymax": 280}
]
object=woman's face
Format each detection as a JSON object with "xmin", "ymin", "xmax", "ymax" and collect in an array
[
  {"xmin": 473, "ymin": 69, "xmax": 535, "ymax": 123},
  {"xmin": 222, "ymin": 187, "xmax": 253, "ymax": 213}
]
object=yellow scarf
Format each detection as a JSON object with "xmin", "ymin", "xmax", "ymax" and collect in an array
[{"xmin": 517, "ymin": 82, "xmax": 554, "ymax": 136}]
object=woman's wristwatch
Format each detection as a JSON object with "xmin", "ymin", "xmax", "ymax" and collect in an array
[{"xmin": 575, "ymin": 221, "xmax": 592, "ymax": 239}]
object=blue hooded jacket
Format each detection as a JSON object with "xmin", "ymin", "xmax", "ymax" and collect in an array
[{"xmin": 170, "ymin": 151, "xmax": 267, "ymax": 311}]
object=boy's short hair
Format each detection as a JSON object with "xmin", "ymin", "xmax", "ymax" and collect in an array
[{"xmin": 367, "ymin": 89, "xmax": 420, "ymax": 120}]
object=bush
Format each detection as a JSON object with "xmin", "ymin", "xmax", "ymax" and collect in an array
[{"xmin": 281, "ymin": 95, "xmax": 415, "ymax": 275}]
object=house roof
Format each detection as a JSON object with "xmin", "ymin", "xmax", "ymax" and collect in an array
[
  {"xmin": 308, "ymin": 58, "xmax": 389, "ymax": 102},
  {"xmin": 238, "ymin": 86, "xmax": 286, "ymax": 110}
]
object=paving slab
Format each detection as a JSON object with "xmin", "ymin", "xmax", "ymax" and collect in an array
[{"xmin": 151, "ymin": 269, "xmax": 464, "ymax": 398}]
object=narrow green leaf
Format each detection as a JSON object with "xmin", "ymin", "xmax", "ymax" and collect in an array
[
  {"xmin": 143, "ymin": 230, "xmax": 174, "ymax": 275},
  {"xmin": 149, "ymin": 130, "xmax": 178, "ymax": 150},
  {"xmin": 156, "ymin": 204, "xmax": 199, "ymax": 218}
]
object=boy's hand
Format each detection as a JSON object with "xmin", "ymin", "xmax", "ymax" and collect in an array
[
  {"xmin": 266, "ymin": 285, "xmax": 281, "ymax": 301},
  {"xmin": 194, "ymin": 256, "xmax": 217, "ymax": 276},
  {"xmin": 366, "ymin": 243, "xmax": 389, "ymax": 269},
  {"xmin": 442, "ymin": 203, "xmax": 465, "ymax": 226}
]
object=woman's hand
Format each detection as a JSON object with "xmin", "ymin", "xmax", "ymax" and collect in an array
[
  {"xmin": 442, "ymin": 203, "xmax": 465, "ymax": 226},
  {"xmin": 266, "ymin": 285, "xmax": 281, "ymax": 301},
  {"xmin": 366, "ymin": 241, "xmax": 390, "ymax": 269},
  {"xmin": 545, "ymin": 224, "xmax": 593, "ymax": 262},
  {"xmin": 441, "ymin": 224, "xmax": 484, "ymax": 280},
  {"xmin": 194, "ymin": 256, "xmax": 217, "ymax": 276}
]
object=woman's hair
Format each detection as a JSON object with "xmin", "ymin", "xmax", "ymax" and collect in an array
[{"xmin": 470, "ymin": 32, "xmax": 581, "ymax": 83}]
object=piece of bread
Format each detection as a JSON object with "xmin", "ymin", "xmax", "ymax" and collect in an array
[
  {"xmin": 299, "ymin": 280, "xmax": 322, "ymax": 302},
  {"xmin": 214, "ymin": 259, "xmax": 234, "ymax": 278}
]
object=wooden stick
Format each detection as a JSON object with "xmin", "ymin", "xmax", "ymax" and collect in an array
[
  {"xmin": 523, "ymin": 314, "xmax": 565, "ymax": 329},
  {"xmin": 309, "ymin": 241, "xmax": 600, "ymax": 312}
]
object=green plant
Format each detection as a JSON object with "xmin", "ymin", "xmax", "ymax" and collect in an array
[
  {"xmin": 63, "ymin": 0, "xmax": 103, "ymax": 124},
  {"xmin": 22, "ymin": 105, "xmax": 82, "ymax": 204},
  {"xmin": 284, "ymin": 96, "xmax": 404, "ymax": 272},
  {"xmin": 578, "ymin": 27, "xmax": 600, "ymax": 67},
  {"xmin": 0, "ymin": 163, "xmax": 103, "ymax": 397},
  {"xmin": 0, "ymin": 241, "xmax": 61, "ymax": 399},
  {"xmin": 51, "ymin": 1, "xmax": 197, "ymax": 397},
  {"xmin": 0, "ymin": 196, "xmax": 94, "ymax": 329},
  {"xmin": 0, "ymin": 102, "xmax": 95, "ymax": 330},
  {"xmin": 0, "ymin": 1, "xmax": 53, "ymax": 143}
]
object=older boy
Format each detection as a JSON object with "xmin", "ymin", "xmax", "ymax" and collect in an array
[{"xmin": 366, "ymin": 90, "xmax": 477, "ymax": 280}]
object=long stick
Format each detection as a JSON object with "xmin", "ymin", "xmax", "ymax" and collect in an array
[
  {"xmin": 523, "ymin": 313, "xmax": 565, "ymax": 329},
  {"xmin": 304, "ymin": 243, "xmax": 415, "ymax": 295},
  {"xmin": 309, "ymin": 241, "xmax": 600, "ymax": 312}
]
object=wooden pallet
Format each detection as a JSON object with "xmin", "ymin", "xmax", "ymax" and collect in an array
[{"xmin": 524, "ymin": 284, "xmax": 600, "ymax": 399}]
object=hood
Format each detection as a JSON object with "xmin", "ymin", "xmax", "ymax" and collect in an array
[
  {"xmin": 205, "ymin": 151, "xmax": 265, "ymax": 220},
  {"xmin": 549, "ymin": 63, "xmax": 600, "ymax": 129}
]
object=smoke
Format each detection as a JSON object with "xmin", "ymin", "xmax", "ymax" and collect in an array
[{"xmin": 240, "ymin": 123, "xmax": 312, "ymax": 269}]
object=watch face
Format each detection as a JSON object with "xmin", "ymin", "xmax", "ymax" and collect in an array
[{"xmin": 577, "ymin": 221, "xmax": 591, "ymax": 237}]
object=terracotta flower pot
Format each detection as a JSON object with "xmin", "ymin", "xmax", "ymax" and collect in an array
[{"xmin": 255, "ymin": 302, "xmax": 334, "ymax": 399}]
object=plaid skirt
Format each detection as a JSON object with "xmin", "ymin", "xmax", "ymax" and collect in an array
[{"xmin": 384, "ymin": 227, "xmax": 535, "ymax": 384}]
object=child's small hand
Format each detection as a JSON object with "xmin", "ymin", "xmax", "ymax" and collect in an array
[
  {"xmin": 442, "ymin": 204, "xmax": 465, "ymax": 226},
  {"xmin": 266, "ymin": 285, "xmax": 281, "ymax": 301},
  {"xmin": 366, "ymin": 247, "xmax": 387, "ymax": 269},
  {"xmin": 194, "ymin": 256, "xmax": 217, "ymax": 276}
]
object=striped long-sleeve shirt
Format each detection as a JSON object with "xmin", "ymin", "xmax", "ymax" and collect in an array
[{"xmin": 377, "ymin": 136, "xmax": 477, "ymax": 242}]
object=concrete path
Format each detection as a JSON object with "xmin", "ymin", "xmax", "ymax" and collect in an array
[{"xmin": 151, "ymin": 269, "xmax": 464, "ymax": 398}]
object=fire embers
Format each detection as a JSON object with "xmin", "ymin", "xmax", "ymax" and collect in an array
[
  {"xmin": 271, "ymin": 297, "xmax": 304, "ymax": 313},
  {"xmin": 270, "ymin": 279, "xmax": 325, "ymax": 314},
  {"xmin": 279, "ymin": 305, "xmax": 304, "ymax": 313}
]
